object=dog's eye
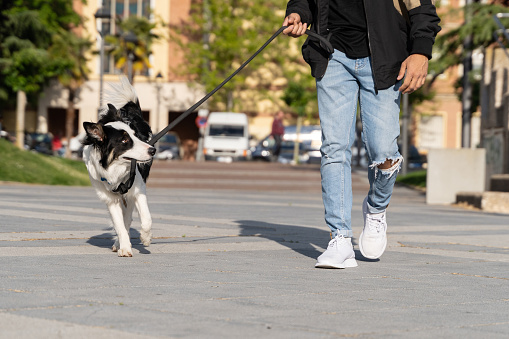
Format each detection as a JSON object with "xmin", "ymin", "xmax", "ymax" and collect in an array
[{"xmin": 122, "ymin": 137, "xmax": 129, "ymax": 144}]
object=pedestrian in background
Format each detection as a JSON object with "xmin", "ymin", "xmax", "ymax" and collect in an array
[
  {"xmin": 271, "ymin": 110, "xmax": 285, "ymax": 161},
  {"xmin": 283, "ymin": 0, "xmax": 440, "ymax": 268}
]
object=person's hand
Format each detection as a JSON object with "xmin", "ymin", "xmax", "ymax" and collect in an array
[
  {"xmin": 283, "ymin": 13, "xmax": 307, "ymax": 37},
  {"xmin": 397, "ymin": 54, "xmax": 429, "ymax": 94}
]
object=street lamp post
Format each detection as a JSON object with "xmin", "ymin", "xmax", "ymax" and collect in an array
[
  {"xmin": 155, "ymin": 72, "xmax": 163, "ymax": 146},
  {"xmin": 95, "ymin": 7, "xmax": 111, "ymax": 117}
]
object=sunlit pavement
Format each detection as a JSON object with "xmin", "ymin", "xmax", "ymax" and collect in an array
[{"xmin": 1, "ymin": 160, "xmax": 508, "ymax": 338}]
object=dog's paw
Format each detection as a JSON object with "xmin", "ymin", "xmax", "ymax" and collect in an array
[
  {"xmin": 112, "ymin": 240, "xmax": 120, "ymax": 252},
  {"xmin": 117, "ymin": 247, "xmax": 133, "ymax": 257},
  {"xmin": 140, "ymin": 230, "xmax": 152, "ymax": 246}
]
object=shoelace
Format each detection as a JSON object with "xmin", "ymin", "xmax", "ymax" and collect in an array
[
  {"xmin": 328, "ymin": 234, "xmax": 345, "ymax": 248},
  {"xmin": 366, "ymin": 214, "xmax": 386, "ymax": 233}
]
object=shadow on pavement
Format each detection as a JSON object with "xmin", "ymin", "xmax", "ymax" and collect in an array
[
  {"xmin": 236, "ymin": 220, "xmax": 328, "ymax": 260},
  {"xmin": 236, "ymin": 220, "xmax": 378, "ymax": 262},
  {"xmin": 86, "ymin": 228, "xmax": 151, "ymax": 254}
]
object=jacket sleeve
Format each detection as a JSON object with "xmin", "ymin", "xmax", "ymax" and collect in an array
[
  {"xmin": 406, "ymin": 0, "xmax": 441, "ymax": 59},
  {"xmin": 285, "ymin": 0, "xmax": 313, "ymax": 26}
]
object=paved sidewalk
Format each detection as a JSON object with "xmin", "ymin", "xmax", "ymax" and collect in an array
[{"xmin": 1, "ymin": 163, "xmax": 508, "ymax": 338}]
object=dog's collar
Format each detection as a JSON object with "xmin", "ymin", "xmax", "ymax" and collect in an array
[{"xmin": 101, "ymin": 177, "xmax": 112, "ymax": 185}]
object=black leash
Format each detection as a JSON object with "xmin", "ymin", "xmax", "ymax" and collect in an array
[{"xmin": 113, "ymin": 26, "xmax": 333, "ymax": 195}]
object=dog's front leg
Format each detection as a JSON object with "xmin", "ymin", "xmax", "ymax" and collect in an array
[
  {"xmin": 135, "ymin": 193, "xmax": 152, "ymax": 246},
  {"xmin": 108, "ymin": 202, "xmax": 132, "ymax": 257}
]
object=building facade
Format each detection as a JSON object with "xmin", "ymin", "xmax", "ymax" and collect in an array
[{"xmin": 35, "ymin": 0, "xmax": 204, "ymax": 158}]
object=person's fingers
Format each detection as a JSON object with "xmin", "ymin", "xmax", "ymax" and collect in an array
[
  {"xmin": 297, "ymin": 23, "xmax": 307, "ymax": 35},
  {"xmin": 399, "ymin": 76, "xmax": 411, "ymax": 93},
  {"xmin": 294, "ymin": 22, "xmax": 305, "ymax": 36},
  {"xmin": 402, "ymin": 80, "xmax": 415, "ymax": 94},
  {"xmin": 283, "ymin": 13, "xmax": 302, "ymax": 36},
  {"xmin": 397, "ymin": 60, "xmax": 407, "ymax": 81},
  {"xmin": 401, "ymin": 76, "xmax": 422, "ymax": 94},
  {"xmin": 399, "ymin": 54, "xmax": 428, "ymax": 93}
]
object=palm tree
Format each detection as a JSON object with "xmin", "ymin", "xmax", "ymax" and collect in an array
[{"xmin": 105, "ymin": 16, "xmax": 161, "ymax": 83}]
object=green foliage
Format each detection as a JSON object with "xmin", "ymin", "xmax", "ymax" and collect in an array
[
  {"xmin": 0, "ymin": 139, "xmax": 90, "ymax": 186},
  {"xmin": 429, "ymin": 3, "xmax": 509, "ymax": 109},
  {"xmin": 0, "ymin": 0, "xmax": 88, "ymax": 100},
  {"xmin": 0, "ymin": 10, "xmax": 55, "ymax": 93},
  {"xmin": 396, "ymin": 169, "xmax": 427, "ymax": 188},
  {"xmin": 282, "ymin": 81, "xmax": 316, "ymax": 117},
  {"xmin": 49, "ymin": 30, "xmax": 92, "ymax": 89},
  {"xmin": 171, "ymin": 0, "xmax": 307, "ymax": 111}
]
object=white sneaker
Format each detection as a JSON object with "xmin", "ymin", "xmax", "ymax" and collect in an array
[
  {"xmin": 315, "ymin": 234, "xmax": 358, "ymax": 269},
  {"xmin": 359, "ymin": 197, "xmax": 387, "ymax": 259}
]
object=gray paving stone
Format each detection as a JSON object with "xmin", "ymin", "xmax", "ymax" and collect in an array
[{"xmin": 1, "ymin": 167, "xmax": 508, "ymax": 338}]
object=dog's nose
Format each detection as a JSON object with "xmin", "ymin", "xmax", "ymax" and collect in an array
[{"xmin": 148, "ymin": 147, "xmax": 156, "ymax": 156}]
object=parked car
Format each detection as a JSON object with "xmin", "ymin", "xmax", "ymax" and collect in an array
[
  {"xmin": 277, "ymin": 140, "xmax": 309, "ymax": 164},
  {"xmin": 24, "ymin": 133, "xmax": 53, "ymax": 155},
  {"xmin": 251, "ymin": 135, "xmax": 275, "ymax": 161},
  {"xmin": 283, "ymin": 125, "xmax": 322, "ymax": 164},
  {"xmin": 155, "ymin": 132, "xmax": 181, "ymax": 160},
  {"xmin": 252, "ymin": 125, "xmax": 322, "ymax": 163}
]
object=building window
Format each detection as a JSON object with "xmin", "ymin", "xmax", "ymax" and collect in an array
[{"xmin": 101, "ymin": 0, "xmax": 151, "ymax": 74}]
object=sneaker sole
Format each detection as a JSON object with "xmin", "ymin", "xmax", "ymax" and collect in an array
[
  {"xmin": 358, "ymin": 231, "xmax": 387, "ymax": 259},
  {"xmin": 315, "ymin": 258, "xmax": 358, "ymax": 269}
]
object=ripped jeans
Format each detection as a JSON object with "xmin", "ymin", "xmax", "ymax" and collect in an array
[{"xmin": 317, "ymin": 49, "xmax": 403, "ymax": 238}]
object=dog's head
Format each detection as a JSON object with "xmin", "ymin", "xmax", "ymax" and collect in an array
[{"xmin": 83, "ymin": 115, "xmax": 155, "ymax": 170}]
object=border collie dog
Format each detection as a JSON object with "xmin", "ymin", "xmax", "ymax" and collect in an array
[{"xmin": 83, "ymin": 76, "xmax": 155, "ymax": 257}]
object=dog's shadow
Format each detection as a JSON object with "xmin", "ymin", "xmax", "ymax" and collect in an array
[
  {"xmin": 87, "ymin": 229, "xmax": 151, "ymax": 254},
  {"xmin": 236, "ymin": 220, "xmax": 377, "ymax": 262}
]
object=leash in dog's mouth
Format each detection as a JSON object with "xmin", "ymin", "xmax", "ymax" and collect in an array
[{"xmin": 112, "ymin": 26, "xmax": 333, "ymax": 195}]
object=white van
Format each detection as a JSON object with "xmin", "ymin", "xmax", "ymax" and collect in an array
[{"xmin": 203, "ymin": 112, "xmax": 250, "ymax": 162}]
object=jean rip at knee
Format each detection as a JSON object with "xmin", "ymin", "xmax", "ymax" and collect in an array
[{"xmin": 369, "ymin": 156, "xmax": 404, "ymax": 179}]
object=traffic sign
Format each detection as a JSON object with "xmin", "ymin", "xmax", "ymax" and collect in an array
[{"xmin": 195, "ymin": 116, "xmax": 207, "ymax": 128}]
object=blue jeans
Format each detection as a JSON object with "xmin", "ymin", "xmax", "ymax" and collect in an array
[{"xmin": 317, "ymin": 50, "xmax": 403, "ymax": 238}]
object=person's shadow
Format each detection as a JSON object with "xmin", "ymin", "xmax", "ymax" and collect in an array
[
  {"xmin": 236, "ymin": 220, "xmax": 377, "ymax": 262},
  {"xmin": 87, "ymin": 228, "xmax": 151, "ymax": 254}
]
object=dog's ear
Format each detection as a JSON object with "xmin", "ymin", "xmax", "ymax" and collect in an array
[
  {"xmin": 99, "ymin": 104, "xmax": 121, "ymax": 123},
  {"xmin": 107, "ymin": 104, "xmax": 122, "ymax": 119},
  {"xmin": 107, "ymin": 103, "xmax": 117, "ymax": 114},
  {"xmin": 83, "ymin": 122, "xmax": 105, "ymax": 142}
]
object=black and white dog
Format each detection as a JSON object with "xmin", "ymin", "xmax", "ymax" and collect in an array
[{"xmin": 83, "ymin": 76, "xmax": 155, "ymax": 257}]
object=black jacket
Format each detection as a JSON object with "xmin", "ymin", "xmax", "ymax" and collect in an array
[{"xmin": 286, "ymin": 0, "xmax": 441, "ymax": 90}]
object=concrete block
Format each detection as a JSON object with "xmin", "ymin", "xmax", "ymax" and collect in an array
[
  {"xmin": 427, "ymin": 148, "xmax": 486, "ymax": 205},
  {"xmin": 482, "ymin": 191, "xmax": 509, "ymax": 214}
]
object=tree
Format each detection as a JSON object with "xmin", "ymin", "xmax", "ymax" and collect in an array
[
  {"xmin": 0, "ymin": 0, "xmax": 88, "ymax": 150},
  {"xmin": 49, "ymin": 31, "xmax": 92, "ymax": 158},
  {"xmin": 0, "ymin": 10, "xmax": 56, "ymax": 148},
  {"xmin": 170, "ymin": 0, "xmax": 311, "ymax": 113},
  {"xmin": 428, "ymin": 2, "xmax": 509, "ymax": 109},
  {"xmin": 105, "ymin": 16, "xmax": 163, "ymax": 83}
]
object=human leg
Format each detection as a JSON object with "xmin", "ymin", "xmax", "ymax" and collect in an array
[
  {"xmin": 316, "ymin": 50, "xmax": 361, "ymax": 239},
  {"xmin": 357, "ymin": 59, "xmax": 403, "ymax": 259},
  {"xmin": 359, "ymin": 79, "xmax": 402, "ymax": 213}
]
